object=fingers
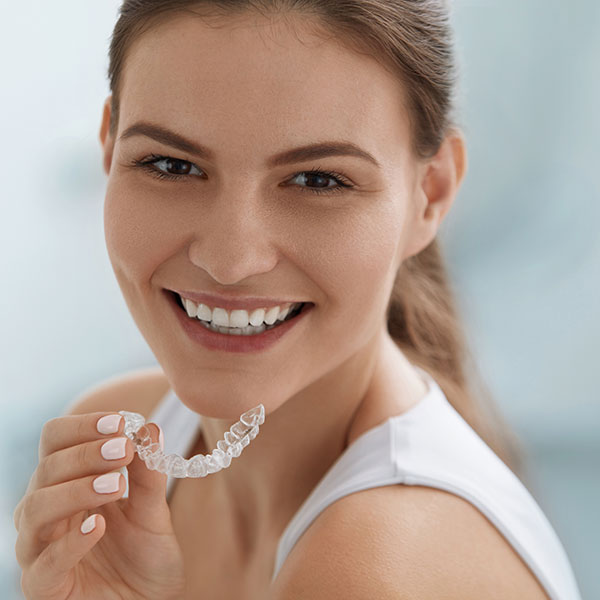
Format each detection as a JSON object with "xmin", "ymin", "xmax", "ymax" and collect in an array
[
  {"xmin": 15, "ymin": 471, "xmax": 126, "ymax": 568},
  {"xmin": 14, "ymin": 416, "xmax": 134, "ymax": 532},
  {"xmin": 38, "ymin": 412, "xmax": 126, "ymax": 461},
  {"xmin": 20, "ymin": 513, "xmax": 107, "ymax": 599},
  {"xmin": 34, "ymin": 434, "xmax": 135, "ymax": 491},
  {"xmin": 123, "ymin": 423, "xmax": 170, "ymax": 528}
]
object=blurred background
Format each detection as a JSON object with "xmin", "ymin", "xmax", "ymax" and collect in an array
[{"xmin": 1, "ymin": 0, "xmax": 598, "ymax": 597}]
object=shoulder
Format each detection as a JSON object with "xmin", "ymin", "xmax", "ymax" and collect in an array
[
  {"xmin": 64, "ymin": 365, "xmax": 170, "ymax": 418},
  {"xmin": 270, "ymin": 484, "xmax": 550, "ymax": 600}
]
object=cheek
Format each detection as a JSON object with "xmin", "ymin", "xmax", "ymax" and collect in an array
[
  {"xmin": 305, "ymin": 202, "xmax": 403, "ymax": 317},
  {"xmin": 103, "ymin": 179, "xmax": 175, "ymax": 284},
  {"xmin": 295, "ymin": 202, "xmax": 403, "ymax": 368}
]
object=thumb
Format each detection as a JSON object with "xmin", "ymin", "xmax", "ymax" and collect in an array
[{"xmin": 125, "ymin": 422, "xmax": 170, "ymax": 525}]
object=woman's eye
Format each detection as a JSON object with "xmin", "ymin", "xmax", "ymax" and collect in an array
[
  {"xmin": 131, "ymin": 155, "xmax": 353, "ymax": 195},
  {"xmin": 131, "ymin": 154, "xmax": 204, "ymax": 181},
  {"xmin": 155, "ymin": 157, "xmax": 202, "ymax": 177},
  {"xmin": 290, "ymin": 171, "xmax": 352, "ymax": 194},
  {"xmin": 287, "ymin": 170, "xmax": 353, "ymax": 196}
]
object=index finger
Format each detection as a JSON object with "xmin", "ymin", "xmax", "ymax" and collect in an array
[{"xmin": 38, "ymin": 412, "xmax": 125, "ymax": 461}]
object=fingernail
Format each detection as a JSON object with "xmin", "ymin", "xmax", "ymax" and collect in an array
[
  {"xmin": 93, "ymin": 472, "xmax": 121, "ymax": 494},
  {"xmin": 97, "ymin": 414, "xmax": 122, "ymax": 435},
  {"xmin": 101, "ymin": 437, "xmax": 127, "ymax": 460},
  {"xmin": 158, "ymin": 424, "xmax": 164, "ymax": 451},
  {"xmin": 81, "ymin": 514, "xmax": 97, "ymax": 534}
]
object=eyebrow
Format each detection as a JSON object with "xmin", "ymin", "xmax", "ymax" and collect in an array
[{"xmin": 118, "ymin": 121, "xmax": 381, "ymax": 169}]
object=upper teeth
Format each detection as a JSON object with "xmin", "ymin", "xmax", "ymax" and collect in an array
[{"xmin": 178, "ymin": 294, "xmax": 303, "ymax": 328}]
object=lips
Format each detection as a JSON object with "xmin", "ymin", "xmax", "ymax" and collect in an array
[{"xmin": 164, "ymin": 289, "xmax": 314, "ymax": 353}]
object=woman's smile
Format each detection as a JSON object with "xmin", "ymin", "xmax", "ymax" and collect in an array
[{"xmin": 164, "ymin": 288, "xmax": 315, "ymax": 353}]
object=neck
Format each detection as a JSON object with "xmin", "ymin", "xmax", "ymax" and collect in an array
[{"xmin": 187, "ymin": 328, "xmax": 426, "ymax": 556}]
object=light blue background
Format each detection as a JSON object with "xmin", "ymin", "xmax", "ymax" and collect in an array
[{"xmin": 1, "ymin": 1, "xmax": 597, "ymax": 597}]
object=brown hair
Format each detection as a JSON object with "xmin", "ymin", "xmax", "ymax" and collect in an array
[{"xmin": 107, "ymin": 0, "xmax": 530, "ymax": 482}]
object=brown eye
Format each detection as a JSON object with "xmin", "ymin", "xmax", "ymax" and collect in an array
[
  {"xmin": 133, "ymin": 154, "xmax": 204, "ymax": 180},
  {"xmin": 287, "ymin": 169, "xmax": 353, "ymax": 196},
  {"xmin": 165, "ymin": 158, "xmax": 192, "ymax": 175}
]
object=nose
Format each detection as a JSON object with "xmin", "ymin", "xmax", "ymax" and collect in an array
[{"xmin": 187, "ymin": 192, "xmax": 278, "ymax": 285}]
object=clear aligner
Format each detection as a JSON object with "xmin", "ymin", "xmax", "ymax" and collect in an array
[{"xmin": 118, "ymin": 404, "xmax": 265, "ymax": 478}]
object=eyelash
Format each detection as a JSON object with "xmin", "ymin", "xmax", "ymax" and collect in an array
[{"xmin": 129, "ymin": 153, "xmax": 354, "ymax": 196}]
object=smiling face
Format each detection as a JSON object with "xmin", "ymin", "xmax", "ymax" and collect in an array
[{"xmin": 100, "ymin": 11, "xmax": 429, "ymax": 416}]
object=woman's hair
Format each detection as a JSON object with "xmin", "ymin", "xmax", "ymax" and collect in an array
[{"xmin": 106, "ymin": 0, "xmax": 530, "ymax": 482}]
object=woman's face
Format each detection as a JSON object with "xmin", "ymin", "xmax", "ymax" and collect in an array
[{"xmin": 101, "ymin": 12, "xmax": 426, "ymax": 415}]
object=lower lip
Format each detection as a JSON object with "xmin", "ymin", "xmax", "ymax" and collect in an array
[{"xmin": 165, "ymin": 291, "xmax": 314, "ymax": 353}]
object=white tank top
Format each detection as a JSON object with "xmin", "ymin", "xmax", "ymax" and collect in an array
[{"xmin": 120, "ymin": 366, "xmax": 581, "ymax": 600}]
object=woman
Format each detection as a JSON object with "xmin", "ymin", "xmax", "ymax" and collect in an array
[{"xmin": 13, "ymin": 1, "xmax": 582, "ymax": 598}]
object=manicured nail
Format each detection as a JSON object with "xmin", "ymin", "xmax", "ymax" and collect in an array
[
  {"xmin": 158, "ymin": 424, "xmax": 164, "ymax": 451},
  {"xmin": 101, "ymin": 437, "xmax": 127, "ymax": 460},
  {"xmin": 80, "ymin": 514, "xmax": 97, "ymax": 534},
  {"xmin": 93, "ymin": 472, "xmax": 121, "ymax": 494},
  {"xmin": 97, "ymin": 414, "xmax": 122, "ymax": 435}
]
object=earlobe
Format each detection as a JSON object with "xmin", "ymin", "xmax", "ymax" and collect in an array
[{"xmin": 99, "ymin": 96, "xmax": 114, "ymax": 176}]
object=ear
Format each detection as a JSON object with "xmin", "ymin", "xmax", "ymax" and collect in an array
[
  {"xmin": 401, "ymin": 129, "xmax": 468, "ymax": 260},
  {"xmin": 99, "ymin": 95, "xmax": 115, "ymax": 176}
]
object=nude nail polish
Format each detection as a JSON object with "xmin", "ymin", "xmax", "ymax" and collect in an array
[
  {"xmin": 101, "ymin": 437, "xmax": 127, "ymax": 460},
  {"xmin": 93, "ymin": 472, "xmax": 121, "ymax": 494},
  {"xmin": 97, "ymin": 414, "xmax": 123, "ymax": 435}
]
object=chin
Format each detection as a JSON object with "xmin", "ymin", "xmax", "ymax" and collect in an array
[{"xmin": 167, "ymin": 375, "xmax": 274, "ymax": 419}]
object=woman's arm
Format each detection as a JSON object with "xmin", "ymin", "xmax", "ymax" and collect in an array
[{"xmin": 269, "ymin": 484, "xmax": 551, "ymax": 600}]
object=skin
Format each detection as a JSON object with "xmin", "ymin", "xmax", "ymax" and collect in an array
[{"xmin": 99, "ymin": 10, "xmax": 467, "ymax": 563}]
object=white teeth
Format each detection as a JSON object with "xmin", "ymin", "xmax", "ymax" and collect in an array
[
  {"xmin": 264, "ymin": 306, "xmax": 280, "ymax": 325},
  {"xmin": 211, "ymin": 307, "xmax": 230, "ymax": 327},
  {"xmin": 230, "ymin": 309, "xmax": 250, "ymax": 328},
  {"xmin": 177, "ymin": 293, "xmax": 303, "ymax": 328},
  {"xmin": 197, "ymin": 303, "xmax": 212, "ymax": 321},
  {"xmin": 184, "ymin": 298, "xmax": 198, "ymax": 318},
  {"xmin": 249, "ymin": 308, "xmax": 266, "ymax": 326}
]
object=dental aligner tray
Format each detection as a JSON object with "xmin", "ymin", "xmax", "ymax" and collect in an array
[{"xmin": 119, "ymin": 404, "xmax": 265, "ymax": 477}]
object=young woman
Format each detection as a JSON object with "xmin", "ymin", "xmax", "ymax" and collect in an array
[{"xmin": 13, "ymin": 1, "xmax": 582, "ymax": 598}]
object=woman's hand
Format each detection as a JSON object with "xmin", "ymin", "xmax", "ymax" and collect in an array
[{"xmin": 13, "ymin": 412, "xmax": 186, "ymax": 599}]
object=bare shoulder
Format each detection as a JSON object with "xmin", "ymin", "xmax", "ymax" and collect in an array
[
  {"xmin": 64, "ymin": 365, "xmax": 171, "ymax": 418},
  {"xmin": 270, "ymin": 485, "xmax": 550, "ymax": 600}
]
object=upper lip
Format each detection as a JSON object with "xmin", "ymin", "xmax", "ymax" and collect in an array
[{"xmin": 169, "ymin": 289, "xmax": 309, "ymax": 312}]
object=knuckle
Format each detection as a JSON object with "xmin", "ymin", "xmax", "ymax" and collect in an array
[
  {"xmin": 41, "ymin": 416, "xmax": 59, "ymax": 438},
  {"xmin": 39, "ymin": 417, "xmax": 60, "ymax": 458},
  {"xmin": 77, "ymin": 441, "xmax": 90, "ymax": 470},
  {"xmin": 14, "ymin": 530, "xmax": 30, "ymax": 570},
  {"xmin": 67, "ymin": 477, "xmax": 84, "ymax": 505},
  {"xmin": 24, "ymin": 488, "xmax": 54, "ymax": 534},
  {"xmin": 20, "ymin": 491, "xmax": 40, "ymax": 527},
  {"xmin": 19, "ymin": 494, "xmax": 32, "ymax": 526},
  {"xmin": 13, "ymin": 500, "xmax": 23, "ymax": 532},
  {"xmin": 76, "ymin": 416, "xmax": 88, "ymax": 440},
  {"xmin": 35, "ymin": 455, "xmax": 50, "ymax": 489}
]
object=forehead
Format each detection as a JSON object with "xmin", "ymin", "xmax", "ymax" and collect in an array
[{"xmin": 118, "ymin": 12, "xmax": 410, "ymax": 167}]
